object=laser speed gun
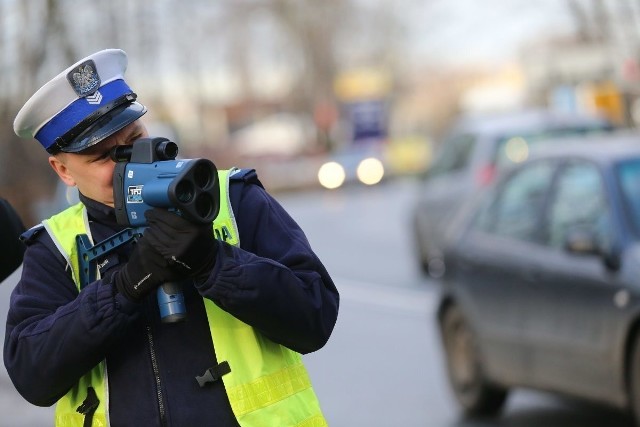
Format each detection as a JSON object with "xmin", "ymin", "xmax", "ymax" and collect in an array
[
  {"xmin": 111, "ymin": 137, "xmax": 220, "ymax": 227},
  {"xmin": 110, "ymin": 136, "xmax": 220, "ymax": 322}
]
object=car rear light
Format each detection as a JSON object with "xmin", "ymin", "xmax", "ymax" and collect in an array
[{"xmin": 476, "ymin": 164, "xmax": 496, "ymax": 186}]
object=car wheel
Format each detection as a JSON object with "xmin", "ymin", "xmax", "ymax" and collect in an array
[{"xmin": 441, "ymin": 304, "xmax": 508, "ymax": 417}]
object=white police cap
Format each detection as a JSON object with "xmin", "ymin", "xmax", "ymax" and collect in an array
[{"xmin": 14, "ymin": 48, "xmax": 146, "ymax": 154}]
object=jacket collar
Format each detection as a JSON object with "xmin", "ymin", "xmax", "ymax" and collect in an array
[{"xmin": 79, "ymin": 192, "xmax": 124, "ymax": 229}]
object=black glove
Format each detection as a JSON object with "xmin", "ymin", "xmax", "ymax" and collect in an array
[
  {"xmin": 143, "ymin": 208, "xmax": 218, "ymax": 281},
  {"xmin": 113, "ymin": 237, "xmax": 183, "ymax": 302}
]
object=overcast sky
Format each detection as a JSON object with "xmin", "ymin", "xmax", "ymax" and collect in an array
[{"xmin": 402, "ymin": 0, "xmax": 577, "ymax": 67}]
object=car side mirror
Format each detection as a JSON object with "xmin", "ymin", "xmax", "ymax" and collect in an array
[
  {"xmin": 564, "ymin": 227, "xmax": 620, "ymax": 271},
  {"xmin": 0, "ymin": 198, "xmax": 26, "ymax": 282},
  {"xmin": 564, "ymin": 228, "xmax": 600, "ymax": 255}
]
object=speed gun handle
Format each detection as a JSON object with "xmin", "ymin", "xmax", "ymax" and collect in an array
[{"xmin": 76, "ymin": 228, "xmax": 187, "ymax": 324}]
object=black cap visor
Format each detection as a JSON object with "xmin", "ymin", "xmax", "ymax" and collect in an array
[{"xmin": 60, "ymin": 101, "xmax": 147, "ymax": 153}]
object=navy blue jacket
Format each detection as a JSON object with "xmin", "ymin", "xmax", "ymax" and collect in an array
[{"xmin": 3, "ymin": 169, "xmax": 339, "ymax": 427}]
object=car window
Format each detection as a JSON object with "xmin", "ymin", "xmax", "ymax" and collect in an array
[
  {"xmin": 427, "ymin": 134, "xmax": 476, "ymax": 178},
  {"xmin": 545, "ymin": 161, "xmax": 609, "ymax": 249},
  {"xmin": 617, "ymin": 159, "xmax": 640, "ymax": 237},
  {"xmin": 493, "ymin": 124, "xmax": 612, "ymax": 172},
  {"xmin": 474, "ymin": 160, "xmax": 555, "ymax": 242}
]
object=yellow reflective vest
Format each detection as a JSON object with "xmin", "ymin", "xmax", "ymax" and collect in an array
[{"xmin": 43, "ymin": 169, "xmax": 328, "ymax": 427}]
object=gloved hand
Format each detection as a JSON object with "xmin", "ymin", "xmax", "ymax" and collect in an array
[
  {"xmin": 113, "ymin": 237, "xmax": 182, "ymax": 302},
  {"xmin": 143, "ymin": 208, "xmax": 218, "ymax": 281}
]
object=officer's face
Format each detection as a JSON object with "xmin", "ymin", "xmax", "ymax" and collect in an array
[{"xmin": 48, "ymin": 121, "xmax": 148, "ymax": 207}]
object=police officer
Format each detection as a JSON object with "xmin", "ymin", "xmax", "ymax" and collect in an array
[{"xmin": 5, "ymin": 49, "xmax": 339, "ymax": 427}]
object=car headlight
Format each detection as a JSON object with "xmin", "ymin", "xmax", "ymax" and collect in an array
[
  {"xmin": 318, "ymin": 161, "xmax": 346, "ymax": 189},
  {"xmin": 357, "ymin": 157, "xmax": 384, "ymax": 185}
]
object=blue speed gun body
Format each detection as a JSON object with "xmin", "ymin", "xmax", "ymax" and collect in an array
[{"xmin": 112, "ymin": 137, "xmax": 219, "ymax": 227}]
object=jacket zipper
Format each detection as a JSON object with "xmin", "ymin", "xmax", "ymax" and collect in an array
[{"xmin": 147, "ymin": 325, "xmax": 167, "ymax": 426}]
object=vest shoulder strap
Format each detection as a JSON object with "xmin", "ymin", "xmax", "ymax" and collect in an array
[
  {"xmin": 229, "ymin": 168, "xmax": 264, "ymax": 188},
  {"xmin": 20, "ymin": 223, "xmax": 72, "ymax": 281},
  {"xmin": 20, "ymin": 224, "xmax": 46, "ymax": 245}
]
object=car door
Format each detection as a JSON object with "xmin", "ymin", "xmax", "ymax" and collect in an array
[
  {"xmin": 449, "ymin": 159, "xmax": 557, "ymax": 386},
  {"xmin": 524, "ymin": 160, "xmax": 621, "ymax": 402}
]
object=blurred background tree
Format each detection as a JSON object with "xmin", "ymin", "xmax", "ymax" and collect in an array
[{"xmin": 1, "ymin": 0, "xmax": 639, "ymax": 226}]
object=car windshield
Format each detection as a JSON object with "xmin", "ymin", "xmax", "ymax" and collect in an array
[
  {"xmin": 618, "ymin": 159, "xmax": 640, "ymax": 236},
  {"xmin": 494, "ymin": 124, "xmax": 611, "ymax": 171},
  {"xmin": 426, "ymin": 134, "xmax": 476, "ymax": 178}
]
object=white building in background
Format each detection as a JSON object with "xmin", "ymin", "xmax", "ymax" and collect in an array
[{"xmin": 520, "ymin": 38, "xmax": 640, "ymax": 126}]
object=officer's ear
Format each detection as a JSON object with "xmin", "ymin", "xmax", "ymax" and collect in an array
[{"xmin": 48, "ymin": 154, "xmax": 76, "ymax": 187}]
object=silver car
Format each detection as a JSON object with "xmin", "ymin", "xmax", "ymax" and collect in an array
[{"xmin": 411, "ymin": 109, "xmax": 612, "ymax": 278}]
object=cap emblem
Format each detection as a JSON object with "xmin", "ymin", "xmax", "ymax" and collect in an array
[{"xmin": 67, "ymin": 60, "xmax": 101, "ymax": 97}]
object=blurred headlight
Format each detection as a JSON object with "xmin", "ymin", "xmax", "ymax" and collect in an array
[
  {"xmin": 318, "ymin": 161, "xmax": 346, "ymax": 189},
  {"xmin": 357, "ymin": 157, "xmax": 384, "ymax": 185},
  {"xmin": 505, "ymin": 137, "xmax": 529, "ymax": 163}
]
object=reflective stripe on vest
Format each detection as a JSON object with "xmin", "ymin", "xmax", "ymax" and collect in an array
[{"xmin": 44, "ymin": 169, "xmax": 327, "ymax": 427}]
